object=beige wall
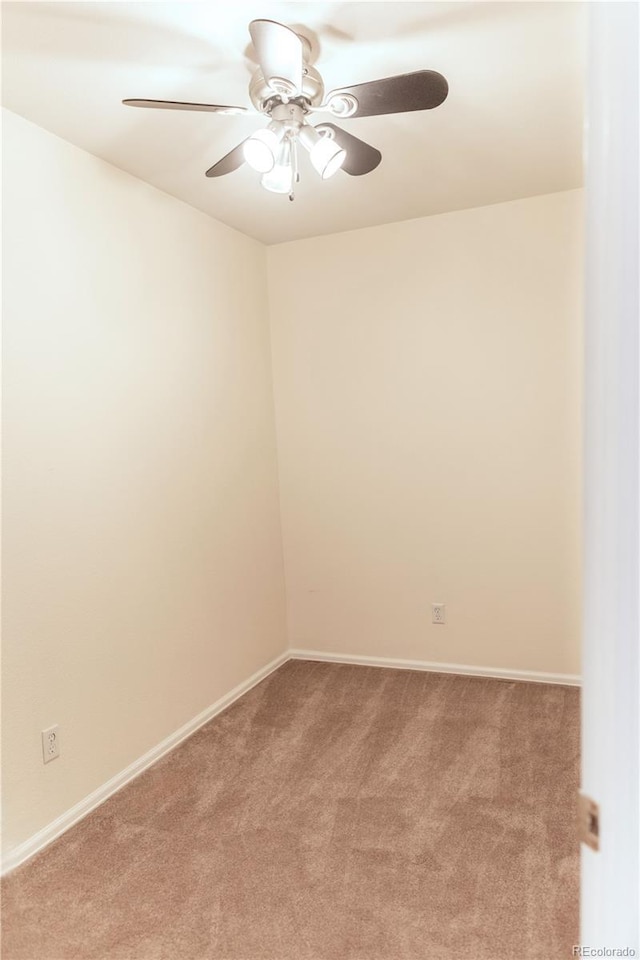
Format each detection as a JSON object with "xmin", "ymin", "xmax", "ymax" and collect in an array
[
  {"xmin": 268, "ymin": 190, "xmax": 583, "ymax": 675},
  {"xmin": 2, "ymin": 108, "xmax": 583, "ymax": 860},
  {"xmin": 1, "ymin": 110, "xmax": 287, "ymax": 854}
]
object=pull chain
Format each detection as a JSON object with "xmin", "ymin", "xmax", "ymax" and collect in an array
[{"xmin": 289, "ymin": 138, "xmax": 299, "ymax": 202}]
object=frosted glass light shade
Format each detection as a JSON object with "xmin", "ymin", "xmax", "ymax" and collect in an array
[
  {"xmin": 299, "ymin": 123, "xmax": 347, "ymax": 180},
  {"xmin": 310, "ymin": 137, "xmax": 346, "ymax": 179},
  {"xmin": 261, "ymin": 141, "xmax": 293, "ymax": 193},
  {"xmin": 244, "ymin": 124, "xmax": 284, "ymax": 174}
]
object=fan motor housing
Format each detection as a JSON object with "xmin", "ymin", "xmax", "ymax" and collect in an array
[{"xmin": 249, "ymin": 63, "xmax": 325, "ymax": 114}]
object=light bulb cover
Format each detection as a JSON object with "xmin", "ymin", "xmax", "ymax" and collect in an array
[
  {"xmin": 311, "ymin": 137, "xmax": 346, "ymax": 179},
  {"xmin": 298, "ymin": 123, "xmax": 346, "ymax": 179},
  {"xmin": 261, "ymin": 139, "xmax": 293, "ymax": 194},
  {"xmin": 243, "ymin": 122, "xmax": 284, "ymax": 173}
]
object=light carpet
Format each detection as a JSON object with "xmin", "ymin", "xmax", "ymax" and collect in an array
[{"xmin": 1, "ymin": 660, "xmax": 580, "ymax": 959}]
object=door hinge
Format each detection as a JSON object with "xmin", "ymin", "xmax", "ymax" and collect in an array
[{"xmin": 579, "ymin": 793, "xmax": 600, "ymax": 851}]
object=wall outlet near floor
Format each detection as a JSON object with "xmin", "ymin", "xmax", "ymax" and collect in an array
[
  {"xmin": 42, "ymin": 725, "xmax": 60, "ymax": 764},
  {"xmin": 432, "ymin": 603, "xmax": 446, "ymax": 625}
]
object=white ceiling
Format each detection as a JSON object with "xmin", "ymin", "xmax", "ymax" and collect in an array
[{"xmin": 1, "ymin": 1, "xmax": 586, "ymax": 245}]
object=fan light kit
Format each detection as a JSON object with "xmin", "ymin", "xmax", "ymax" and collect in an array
[{"xmin": 124, "ymin": 19, "xmax": 448, "ymax": 201}]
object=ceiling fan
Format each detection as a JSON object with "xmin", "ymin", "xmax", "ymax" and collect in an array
[{"xmin": 123, "ymin": 19, "xmax": 448, "ymax": 200}]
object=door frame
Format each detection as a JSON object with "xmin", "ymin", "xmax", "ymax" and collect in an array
[{"xmin": 581, "ymin": 1, "xmax": 639, "ymax": 950}]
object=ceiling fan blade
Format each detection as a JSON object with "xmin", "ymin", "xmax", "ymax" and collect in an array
[
  {"xmin": 249, "ymin": 19, "xmax": 303, "ymax": 96},
  {"xmin": 316, "ymin": 123, "xmax": 382, "ymax": 176},
  {"xmin": 205, "ymin": 140, "xmax": 248, "ymax": 178},
  {"xmin": 123, "ymin": 99, "xmax": 248, "ymax": 115},
  {"xmin": 326, "ymin": 70, "xmax": 448, "ymax": 118}
]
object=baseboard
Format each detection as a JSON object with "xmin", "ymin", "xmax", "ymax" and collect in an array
[
  {"xmin": 1, "ymin": 650, "xmax": 289, "ymax": 877},
  {"xmin": 2, "ymin": 645, "xmax": 580, "ymax": 875},
  {"xmin": 288, "ymin": 648, "xmax": 582, "ymax": 687}
]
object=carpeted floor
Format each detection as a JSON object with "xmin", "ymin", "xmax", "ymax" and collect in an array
[{"xmin": 1, "ymin": 660, "xmax": 580, "ymax": 960}]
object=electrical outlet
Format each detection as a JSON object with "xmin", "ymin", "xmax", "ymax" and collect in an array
[
  {"xmin": 42, "ymin": 725, "xmax": 60, "ymax": 764},
  {"xmin": 432, "ymin": 603, "xmax": 446, "ymax": 625}
]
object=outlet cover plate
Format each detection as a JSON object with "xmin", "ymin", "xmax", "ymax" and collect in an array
[
  {"xmin": 432, "ymin": 603, "xmax": 446, "ymax": 624},
  {"xmin": 42, "ymin": 725, "xmax": 60, "ymax": 764}
]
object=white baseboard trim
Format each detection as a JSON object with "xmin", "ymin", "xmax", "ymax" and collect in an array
[
  {"xmin": 2, "ymin": 646, "xmax": 580, "ymax": 875},
  {"xmin": 289, "ymin": 648, "xmax": 582, "ymax": 687},
  {"xmin": 1, "ymin": 650, "xmax": 289, "ymax": 877}
]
